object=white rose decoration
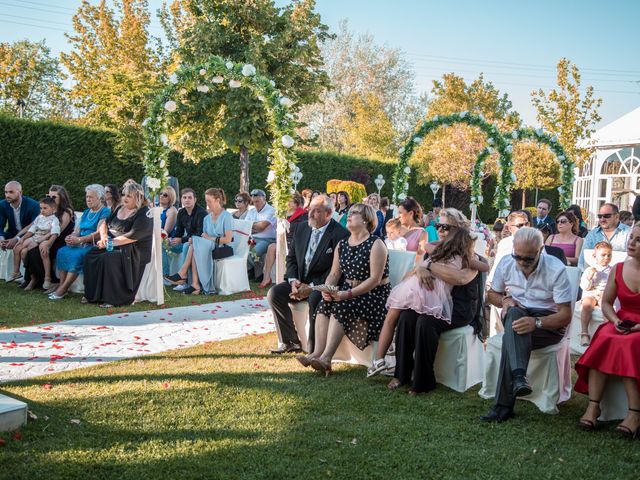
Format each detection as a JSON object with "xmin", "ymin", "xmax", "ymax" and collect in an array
[
  {"xmin": 433, "ymin": 115, "xmax": 439, "ymax": 121},
  {"xmin": 169, "ymin": 73, "xmax": 178, "ymax": 84},
  {"xmin": 279, "ymin": 97, "xmax": 293, "ymax": 107},
  {"xmin": 487, "ymin": 137, "xmax": 494, "ymax": 145},
  {"xmin": 229, "ymin": 80, "xmax": 242, "ymax": 88},
  {"xmin": 398, "ymin": 193, "xmax": 407, "ymax": 201},
  {"xmin": 199, "ymin": 68, "xmax": 207, "ymax": 76},
  {"xmin": 160, "ymin": 134, "xmax": 169, "ymax": 146},
  {"xmin": 211, "ymin": 76, "xmax": 224, "ymax": 84},
  {"xmin": 413, "ymin": 137, "xmax": 423, "ymax": 145},
  {"xmin": 477, "ymin": 195, "xmax": 484, "ymax": 204},
  {"xmin": 510, "ymin": 172, "xmax": 517, "ymax": 182},
  {"xmin": 269, "ymin": 80, "xmax": 276, "ymax": 87},
  {"xmin": 551, "ymin": 135, "xmax": 558, "ymax": 143},
  {"xmin": 196, "ymin": 85, "xmax": 209, "ymax": 93},
  {"xmin": 281, "ymin": 135, "xmax": 295, "ymax": 148},
  {"xmin": 179, "ymin": 88, "xmax": 187, "ymax": 95},
  {"xmin": 404, "ymin": 182, "xmax": 409, "ymax": 190},
  {"xmin": 266, "ymin": 170, "xmax": 276, "ymax": 183},
  {"xmin": 487, "ymin": 147, "xmax": 495, "ymax": 154},
  {"xmin": 460, "ymin": 111, "xmax": 467, "ymax": 118},
  {"xmin": 558, "ymin": 155, "xmax": 565, "ymax": 161},
  {"xmin": 399, "ymin": 147, "xmax": 405, "ymax": 154},
  {"xmin": 226, "ymin": 61, "xmax": 234, "ymax": 70},
  {"xmin": 142, "ymin": 118, "xmax": 150, "ymax": 127},
  {"xmin": 164, "ymin": 100, "xmax": 177, "ymax": 112},
  {"xmin": 558, "ymin": 186, "xmax": 564, "ymax": 193},
  {"xmin": 404, "ymin": 166, "xmax": 411, "ymax": 174},
  {"xmin": 505, "ymin": 145, "xmax": 513, "ymax": 153},
  {"xmin": 160, "ymin": 160, "xmax": 166, "ymax": 168},
  {"xmin": 536, "ymin": 128, "xmax": 544, "ymax": 136},
  {"xmin": 241, "ymin": 64, "xmax": 256, "ymax": 76},
  {"xmin": 511, "ymin": 131, "xmax": 518, "ymax": 139},
  {"xmin": 146, "ymin": 177, "xmax": 161, "ymax": 190}
]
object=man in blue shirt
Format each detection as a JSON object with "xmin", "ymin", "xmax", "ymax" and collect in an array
[
  {"xmin": 578, "ymin": 202, "xmax": 631, "ymax": 270},
  {"xmin": 0, "ymin": 181, "xmax": 40, "ymax": 250}
]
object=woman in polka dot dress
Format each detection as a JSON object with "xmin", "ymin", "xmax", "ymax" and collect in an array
[{"xmin": 296, "ymin": 203, "xmax": 390, "ymax": 376}]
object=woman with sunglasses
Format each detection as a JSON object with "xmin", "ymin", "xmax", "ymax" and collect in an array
[
  {"xmin": 232, "ymin": 192, "xmax": 251, "ymax": 220},
  {"xmin": 488, "ymin": 211, "xmax": 529, "ymax": 284},
  {"xmin": 104, "ymin": 184, "xmax": 121, "ymax": 210},
  {"xmin": 545, "ymin": 211, "xmax": 583, "ymax": 266},
  {"xmin": 21, "ymin": 185, "xmax": 75, "ymax": 291},
  {"xmin": 159, "ymin": 186, "xmax": 179, "ymax": 275},
  {"xmin": 369, "ymin": 208, "xmax": 488, "ymax": 382},
  {"xmin": 296, "ymin": 203, "xmax": 390, "ymax": 376}
]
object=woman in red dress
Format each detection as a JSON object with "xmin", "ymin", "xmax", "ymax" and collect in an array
[{"xmin": 575, "ymin": 223, "xmax": 640, "ymax": 437}]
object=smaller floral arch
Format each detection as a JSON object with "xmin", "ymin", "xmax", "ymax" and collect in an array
[
  {"xmin": 509, "ymin": 128, "xmax": 575, "ymax": 210},
  {"xmin": 392, "ymin": 112, "xmax": 515, "ymax": 216},
  {"xmin": 142, "ymin": 56, "xmax": 297, "ymax": 217}
]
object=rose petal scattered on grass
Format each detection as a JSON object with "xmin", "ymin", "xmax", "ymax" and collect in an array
[
  {"xmin": 0, "ymin": 438, "xmax": 6, "ymax": 446},
  {"xmin": 27, "ymin": 410, "xmax": 38, "ymax": 420},
  {"xmin": 12, "ymin": 431, "xmax": 22, "ymax": 441},
  {"xmin": 69, "ymin": 419, "xmax": 81, "ymax": 425}
]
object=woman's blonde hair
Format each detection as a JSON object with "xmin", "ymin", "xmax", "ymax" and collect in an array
[
  {"xmin": 439, "ymin": 208, "xmax": 470, "ymax": 229},
  {"xmin": 161, "ymin": 186, "xmax": 177, "ymax": 206},
  {"xmin": 205, "ymin": 187, "xmax": 226, "ymax": 206},
  {"xmin": 121, "ymin": 182, "xmax": 146, "ymax": 209},
  {"xmin": 350, "ymin": 203, "xmax": 378, "ymax": 233}
]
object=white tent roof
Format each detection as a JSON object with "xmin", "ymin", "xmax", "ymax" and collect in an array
[{"xmin": 587, "ymin": 106, "xmax": 640, "ymax": 148}]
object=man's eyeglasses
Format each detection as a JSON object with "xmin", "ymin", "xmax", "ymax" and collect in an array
[
  {"xmin": 597, "ymin": 213, "xmax": 614, "ymax": 219},
  {"xmin": 511, "ymin": 252, "xmax": 539, "ymax": 263},
  {"xmin": 435, "ymin": 223, "xmax": 454, "ymax": 232}
]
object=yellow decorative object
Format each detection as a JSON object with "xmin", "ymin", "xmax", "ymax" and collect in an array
[{"xmin": 326, "ymin": 179, "xmax": 367, "ymax": 204}]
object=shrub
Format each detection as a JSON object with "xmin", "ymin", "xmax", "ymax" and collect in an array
[{"xmin": 326, "ymin": 179, "xmax": 367, "ymax": 204}]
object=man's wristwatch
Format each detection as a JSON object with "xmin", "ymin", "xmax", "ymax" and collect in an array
[{"xmin": 535, "ymin": 318, "xmax": 543, "ymax": 329}]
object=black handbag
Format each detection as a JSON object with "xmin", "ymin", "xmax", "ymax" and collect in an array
[{"xmin": 212, "ymin": 236, "xmax": 233, "ymax": 260}]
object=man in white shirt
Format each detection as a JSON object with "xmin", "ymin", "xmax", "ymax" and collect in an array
[
  {"xmin": 245, "ymin": 189, "xmax": 277, "ymax": 279},
  {"xmin": 481, "ymin": 227, "xmax": 572, "ymax": 423}
]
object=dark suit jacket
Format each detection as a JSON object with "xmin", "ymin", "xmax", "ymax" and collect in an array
[
  {"xmin": 286, "ymin": 219, "xmax": 349, "ymax": 285},
  {"xmin": 534, "ymin": 216, "xmax": 557, "ymax": 234},
  {"xmin": 0, "ymin": 196, "xmax": 40, "ymax": 239}
]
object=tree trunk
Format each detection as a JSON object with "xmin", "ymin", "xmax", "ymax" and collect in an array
[
  {"xmin": 239, "ymin": 146, "xmax": 250, "ymax": 193},
  {"xmin": 521, "ymin": 190, "xmax": 526, "ymax": 209},
  {"xmin": 442, "ymin": 184, "xmax": 446, "ymax": 207}
]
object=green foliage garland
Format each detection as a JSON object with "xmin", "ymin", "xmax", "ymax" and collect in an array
[
  {"xmin": 142, "ymin": 56, "xmax": 297, "ymax": 217},
  {"xmin": 393, "ymin": 112, "xmax": 515, "ymax": 216},
  {"xmin": 509, "ymin": 127, "xmax": 575, "ymax": 210}
]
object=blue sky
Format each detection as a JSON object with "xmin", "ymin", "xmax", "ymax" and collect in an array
[{"xmin": 1, "ymin": 0, "xmax": 638, "ymax": 127}]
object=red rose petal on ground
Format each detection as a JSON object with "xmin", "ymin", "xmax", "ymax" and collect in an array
[
  {"xmin": 162, "ymin": 382, "xmax": 170, "ymax": 389},
  {"xmin": 12, "ymin": 432, "xmax": 22, "ymax": 441},
  {"xmin": 0, "ymin": 438, "xmax": 6, "ymax": 446},
  {"xmin": 42, "ymin": 384, "xmax": 53, "ymax": 390}
]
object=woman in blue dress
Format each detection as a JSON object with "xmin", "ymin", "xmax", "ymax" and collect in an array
[
  {"xmin": 159, "ymin": 186, "xmax": 179, "ymax": 275},
  {"xmin": 49, "ymin": 184, "xmax": 110, "ymax": 300},
  {"xmin": 186, "ymin": 188, "xmax": 234, "ymax": 295}
]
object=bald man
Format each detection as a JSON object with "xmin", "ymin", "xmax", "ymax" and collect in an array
[{"xmin": 0, "ymin": 181, "xmax": 40, "ymax": 250}]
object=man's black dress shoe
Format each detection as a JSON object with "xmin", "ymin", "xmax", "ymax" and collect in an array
[
  {"xmin": 269, "ymin": 343, "xmax": 302, "ymax": 354},
  {"xmin": 480, "ymin": 406, "xmax": 515, "ymax": 423},
  {"xmin": 513, "ymin": 375, "xmax": 533, "ymax": 397}
]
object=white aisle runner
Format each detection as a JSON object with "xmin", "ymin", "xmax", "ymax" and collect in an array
[{"xmin": 0, "ymin": 297, "xmax": 272, "ymax": 383}]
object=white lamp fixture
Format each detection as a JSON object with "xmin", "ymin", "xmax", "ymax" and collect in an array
[
  {"xmin": 291, "ymin": 166, "xmax": 303, "ymax": 191},
  {"xmin": 374, "ymin": 174, "xmax": 385, "ymax": 194},
  {"xmin": 429, "ymin": 180, "xmax": 441, "ymax": 199}
]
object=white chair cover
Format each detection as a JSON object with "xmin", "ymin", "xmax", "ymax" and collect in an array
[
  {"xmin": 0, "ymin": 250, "xmax": 20, "ymax": 281},
  {"xmin": 583, "ymin": 249, "xmax": 627, "ymax": 268},
  {"xmin": 434, "ymin": 325, "xmax": 484, "ymax": 392},
  {"xmin": 134, "ymin": 206, "xmax": 164, "ymax": 304},
  {"xmin": 214, "ymin": 219, "xmax": 252, "ymax": 295},
  {"xmin": 479, "ymin": 333, "xmax": 571, "ymax": 414},
  {"xmin": 569, "ymin": 304, "xmax": 605, "ymax": 355},
  {"xmin": 387, "ymin": 249, "xmax": 415, "ymax": 287},
  {"xmin": 599, "ymin": 376, "xmax": 628, "ymax": 421}
]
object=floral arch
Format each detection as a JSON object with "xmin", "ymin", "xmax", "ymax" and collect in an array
[{"xmin": 142, "ymin": 56, "xmax": 297, "ymax": 217}]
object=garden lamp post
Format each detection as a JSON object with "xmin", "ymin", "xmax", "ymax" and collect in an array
[
  {"xmin": 374, "ymin": 174, "xmax": 385, "ymax": 195},
  {"xmin": 291, "ymin": 166, "xmax": 303, "ymax": 191},
  {"xmin": 429, "ymin": 180, "xmax": 441, "ymax": 199}
]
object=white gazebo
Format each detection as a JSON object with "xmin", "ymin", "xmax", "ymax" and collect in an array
[{"xmin": 573, "ymin": 106, "xmax": 640, "ymax": 224}]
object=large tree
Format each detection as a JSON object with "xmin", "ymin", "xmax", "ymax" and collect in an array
[
  {"xmin": 61, "ymin": 0, "xmax": 162, "ymax": 155},
  {"xmin": 0, "ymin": 40, "xmax": 70, "ymax": 120},
  {"xmin": 512, "ymin": 142, "xmax": 560, "ymax": 208},
  {"xmin": 298, "ymin": 20, "xmax": 427, "ymax": 153},
  {"xmin": 159, "ymin": 0, "xmax": 330, "ymax": 191},
  {"xmin": 531, "ymin": 58, "xmax": 602, "ymax": 168},
  {"xmin": 411, "ymin": 74, "xmax": 521, "ymax": 190}
]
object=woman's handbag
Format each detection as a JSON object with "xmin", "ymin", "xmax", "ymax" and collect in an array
[{"xmin": 212, "ymin": 236, "xmax": 234, "ymax": 260}]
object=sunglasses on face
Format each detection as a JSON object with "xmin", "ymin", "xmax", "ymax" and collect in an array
[
  {"xmin": 511, "ymin": 223, "xmax": 527, "ymax": 229},
  {"xmin": 597, "ymin": 213, "xmax": 614, "ymax": 219},
  {"xmin": 435, "ymin": 223, "xmax": 454, "ymax": 231},
  {"xmin": 160, "ymin": 192, "xmax": 169, "ymax": 197},
  {"xmin": 511, "ymin": 252, "xmax": 539, "ymax": 263},
  {"xmin": 557, "ymin": 219, "xmax": 570, "ymax": 224},
  {"xmin": 235, "ymin": 198, "xmax": 244, "ymax": 203}
]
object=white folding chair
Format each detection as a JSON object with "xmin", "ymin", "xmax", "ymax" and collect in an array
[{"xmin": 214, "ymin": 219, "xmax": 252, "ymax": 295}]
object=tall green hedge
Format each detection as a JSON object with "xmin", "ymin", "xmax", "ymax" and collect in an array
[{"xmin": 0, "ymin": 114, "xmax": 560, "ymax": 220}]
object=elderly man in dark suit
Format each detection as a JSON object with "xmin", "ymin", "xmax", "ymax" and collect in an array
[
  {"xmin": 268, "ymin": 194, "xmax": 349, "ymax": 354},
  {"xmin": 0, "ymin": 181, "xmax": 40, "ymax": 250},
  {"xmin": 533, "ymin": 199, "xmax": 557, "ymax": 234}
]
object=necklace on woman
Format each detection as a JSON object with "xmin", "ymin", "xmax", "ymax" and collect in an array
[{"xmin": 85, "ymin": 206, "xmax": 103, "ymax": 222}]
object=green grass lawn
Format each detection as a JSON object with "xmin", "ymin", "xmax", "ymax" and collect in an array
[
  {"xmin": 0, "ymin": 332, "xmax": 637, "ymax": 480},
  {"xmin": 0, "ymin": 280, "xmax": 270, "ymax": 329}
]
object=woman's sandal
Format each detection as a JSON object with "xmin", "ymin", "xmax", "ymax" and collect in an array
[
  {"xmin": 387, "ymin": 378, "xmax": 403, "ymax": 391},
  {"xmin": 7, "ymin": 272, "xmax": 22, "ymax": 282},
  {"xmin": 99, "ymin": 303, "xmax": 114, "ymax": 309},
  {"xmin": 310, "ymin": 358, "xmax": 332, "ymax": 377},
  {"xmin": 578, "ymin": 399, "xmax": 601, "ymax": 431},
  {"xmin": 165, "ymin": 273, "xmax": 187, "ymax": 285},
  {"xmin": 182, "ymin": 286, "xmax": 201, "ymax": 295},
  {"xmin": 580, "ymin": 333, "xmax": 591, "ymax": 347},
  {"xmin": 295, "ymin": 355, "xmax": 312, "ymax": 368},
  {"xmin": 615, "ymin": 408, "xmax": 640, "ymax": 439},
  {"xmin": 80, "ymin": 296, "xmax": 89, "ymax": 304}
]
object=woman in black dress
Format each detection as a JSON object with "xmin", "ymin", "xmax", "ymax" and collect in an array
[
  {"xmin": 23, "ymin": 185, "xmax": 75, "ymax": 291},
  {"xmin": 83, "ymin": 182, "xmax": 153, "ymax": 307},
  {"xmin": 296, "ymin": 203, "xmax": 390, "ymax": 376}
]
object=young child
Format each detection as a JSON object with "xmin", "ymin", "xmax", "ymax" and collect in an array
[
  {"xmin": 579, "ymin": 241, "xmax": 613, "ymax": 346},
  {"xmin": 384, "ymin": 218, "xmax": 408, "ymax": 251},
  {"xmin": 11, "ymin": 197, "xmax": 60, "ymax": 288},
  {"xmin": 368, "ymin": 227, "xmax": 479, "ymax": 378}
]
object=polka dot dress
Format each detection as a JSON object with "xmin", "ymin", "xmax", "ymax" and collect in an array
[{"xmin": 316, "ymin": 236, "xmax": 391, "ymax": 350}]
